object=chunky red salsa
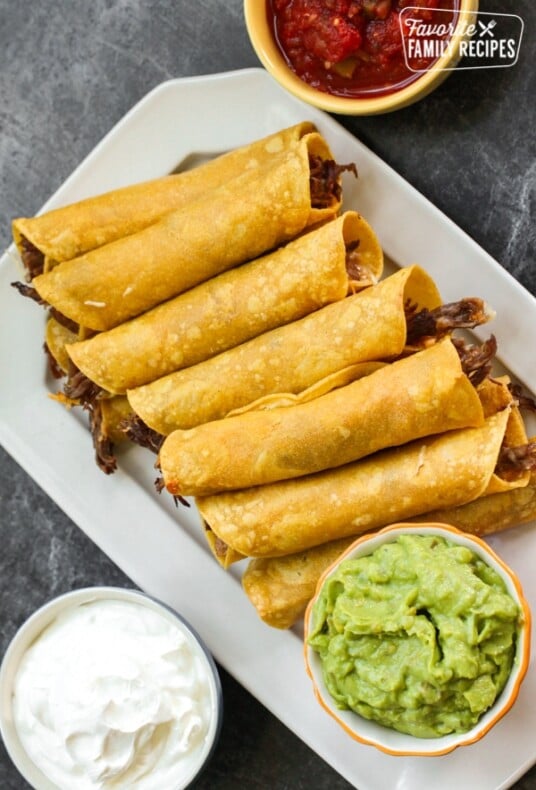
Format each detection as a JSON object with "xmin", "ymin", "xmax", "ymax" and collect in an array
[{"xmin": 268, "ymin": 0, "xmax": 459, "ymax": 98}]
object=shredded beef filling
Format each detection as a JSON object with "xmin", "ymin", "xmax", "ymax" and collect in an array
[
  {"xmin": 64, "ymin": 369, "xmax": 114, "ymax": 473},
  {"xmin": 309, "ymin": 154, "xmax": 357, "ymax": 208},
  {"xmin": 203, "ymin": 522, "xmax": 229, "ymax": 559},
  {"xmin": 11, "ymin": 280, "xmax": 45, "ymax": 304},
  {"xmin": 153, "ymin": 457, "xmax": 189, "ymax": 507},
  {"xmin": 509, "ymin": 383, "xmax": 536, "ymax": 413},
  {"xmin": 453, "ymin": 335, "xmax": 497, "ymax": 387},
  {"xmin": 405, "ymin": 298, "xmax": 491, "ymax": 345},
  {"xmin": 345, "ymin": 239, "xmax": 369, "ymax": 282},
  {"xmin": 496, "ymin": 442, "xmax": 536, "ymax": 480},
  {"xmin": 64, "ymin": 369, "xmax": 103, "ymax": 406},
  {"xmin": 120, "ymin": 414, "xmax": 164, "ymax": 454},
  {"xmin": 11, "ymin": 281, "xmax": 79, "ymax": 333},
  {"xmin": 154, "ymin": 473, "xmax": 190, "ymax": 508},
  {"xmin": 20, "ymin": 236, "xmax": 45, "ymax": 280},
  {"xmin": 88, "ymin": 402, "xmax": 117, "ymax": 475},
  {"xmin": 49, "ymin": 308, "xmax": 79, "ymax": 334},
  {"xmin": 213, "ymin": 536, "xmax": 229, "ymax": 559}
]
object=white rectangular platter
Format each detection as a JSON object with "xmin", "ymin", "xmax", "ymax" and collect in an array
[{"xmin": 1, "ymin": 68, "xmax": 535, "ymax": 790}]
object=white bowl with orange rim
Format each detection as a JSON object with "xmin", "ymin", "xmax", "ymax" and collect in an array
[{"xmin": 304, "ymin": 522, "xmax": 531, "ymax": 756}]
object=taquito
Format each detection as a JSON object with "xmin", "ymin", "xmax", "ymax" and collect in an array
[
  {"xmin": 13, "ymin": 122, "xmax": 315, "ymax": 277},
  {"xmin": 196, "ymin": 404, "xmax": 530, "ymax": 561},
  {"xmin": 128, "ymin": 264, "xmax": 442, "ymax": 436},
  {"xmin": 32, "ymin": 132, "xmax": 345, "ymax": 331},
  {"xmin": 160, "ymin": 337, "xmax": 485, "ymax": 497},
  {"xmin": 65, "ymin": 212, "xmax": 382, "ymax": 394},
  {"xmin": 242, "ymin": 469, "xmax": 536, "ymax": 629}
]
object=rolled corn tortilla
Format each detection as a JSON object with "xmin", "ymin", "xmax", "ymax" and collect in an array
[
  {"xmin": 243, "ymin": 537, "xmax": 359, "ymax": 629},
  {"xmin": 45, "ymin": 317, "xmax": 78, "ymax": 375},
  {"xmin": 12, "ymin": 122, "xmax": 315, "ymax": 277},
  {"xmin": 65, "ymin": 211, "xmax": 382, "ymax": 394},
  {"xmin": 32, "ymin": 132, "xmax": 343, "ymax": 331},
  {"xmin": 196, "ymin": 404, "xmax": 530, "ymax": 561},
  {"xmin": 242, "ymin": 468, "xmax": 536, "ymax": 629},
  {"xmin": 160, "ymin": 337, "xmax": 485, "ymax": 497},
  {"xmin": 128, "ymin": 264, "xmax": 439, "ymax": 436},
  {"xmin": 203, "ymin": 375, "xmax": 515, "ymax": 568}
]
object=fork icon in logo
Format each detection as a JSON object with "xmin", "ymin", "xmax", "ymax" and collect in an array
[{"xmin": 478, "ymin": 19, "xmax": 497, "ymax": 37}]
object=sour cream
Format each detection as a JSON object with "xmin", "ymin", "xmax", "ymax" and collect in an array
[{"xmin": 11, "ymin": 596, "xmax": 218, "ymax": 789}]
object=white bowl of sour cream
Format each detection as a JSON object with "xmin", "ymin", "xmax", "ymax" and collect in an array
[{"xmin": 0, "ymin": 587, "xmax": 223, "ymax": 790}]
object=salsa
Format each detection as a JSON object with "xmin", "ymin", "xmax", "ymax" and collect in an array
[
  {"xmin": 268, "ymin": 0, "xmax": 459, "ymax": 98},
  {"xmin": 308, "ymin": 534, "xmax": 520, "ymax": 737}
]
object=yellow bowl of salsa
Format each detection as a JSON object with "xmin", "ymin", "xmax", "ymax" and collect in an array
[
  {"xmin": 304, "ymin": 522, "xmax": 531, "ymax": 756},
  {"xmin": 244, "ymin": 0, "xmax": 479, "ymax": 114}
]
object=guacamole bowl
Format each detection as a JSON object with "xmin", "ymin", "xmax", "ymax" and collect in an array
[{"xmin": 304, "ymin": 522, "xmax": 531, "ymax": 756}]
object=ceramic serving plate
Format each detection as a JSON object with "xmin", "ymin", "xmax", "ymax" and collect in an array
[{"xmin": 1, "ymin": 69, "xmax": 535, "ymax": 790}]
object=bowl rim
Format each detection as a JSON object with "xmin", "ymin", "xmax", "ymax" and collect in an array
[
  {"xmin": 0, "ymin": 586, "xmax": 223, "ymax": 790},
  {"xmin": 244, "ymin": 0, "xmax": 480, "ymax": 115},
  {"xmin": 303, "ymin": 522, "xmax": 532, "ymax": 757}
]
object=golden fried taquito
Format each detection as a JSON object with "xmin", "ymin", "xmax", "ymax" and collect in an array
[
  {"xmin": 32, "ymin": 132, "xmax": 346, "ymax": 331},
  {"xmin": 197, "ymin": 404, "xmax": 529, "ymax": 561},
  {"xmin": 66, "ymin": 212, "xmax": 382, "ymax": 394},
  {"xmin": 128, "ymin": 264, "xmax": 441, "ymax": 436},
  {"xmin": 13, "ymin": 122, "xmax": 315, "ymax": 277},
  {"xmin": 243, "ymin": 469, "xmax": 536, "ymax": 628},
  {"xmin": 160, "ymin": 338, "xmax": 485, "ymax": 497}
]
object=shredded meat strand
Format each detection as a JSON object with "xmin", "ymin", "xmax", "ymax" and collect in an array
[
  {"xmin": 43, "ymin": 342, "xmax": 64, "ymax": 379},
  {"xmin": 20, "ymin": 236, "xmax": 45, "ymax": 280},
  {"xmin": 214, "ymin": 536, "xmax": 228, "ymax": 558},
  {"xmin": 345, "ymin": 239, "xmax": 369, "ymax": 282},
  {"xmin": 49, "ymin": 308, "xmax": 79, "ymax": 334},
  {"xmin": 11, "ymin": 281, "xmax": 79, "ymax": 333},
  {"xmin": 154, "ymin": 474, "xmax": 190, "ymax": 508},
  {"xmin": 204, "ymin": 522, "xmax": 227, "ymax": 557},
  {"xmin": 88, "ymin": 402, "xmax": 117, "ymax": 475},
  {"xmin": 405, "ymin": 298, "xmax": 490, "ymax": 345},
  {"xmin": 496, "ymin": 442, "xmax": 536, "ymax": 479},
  {"xmin": 509, "ymin": 383, "xmax": 536, "ymax": 413},
  {"xmin": 11, "ymin": 280, "xmax": 46, "ymax": 304},
  {"xmin": 64, "ymin": 370, "xmax": 103, "ymax": 405},
  {"xmin": 153, "ymin": 459, "xmax": 189, "ymax": 506},
  {"xmin": 309, "ymin": 154, "xmax": 357, "ymax": 208},
  {"xmin": 452, "ymin": 335, "xmax": 497, "ymax": 387},
  {"xmin": 69, "ymin": 369, "xmax": 117, "ymax": 474},
  {"xmin": 120, "ymin": 414, "xmax": 164, "ymax": 454}
]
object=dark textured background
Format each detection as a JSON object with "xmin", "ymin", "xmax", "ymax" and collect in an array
[{"xmin": 0, "ymin": 1, "xmax": 535, "ymax": 788}]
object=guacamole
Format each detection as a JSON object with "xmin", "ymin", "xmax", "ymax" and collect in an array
[{"xmin": 308, "ymin": 534, "xmax": 520, "ymax": 738}]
